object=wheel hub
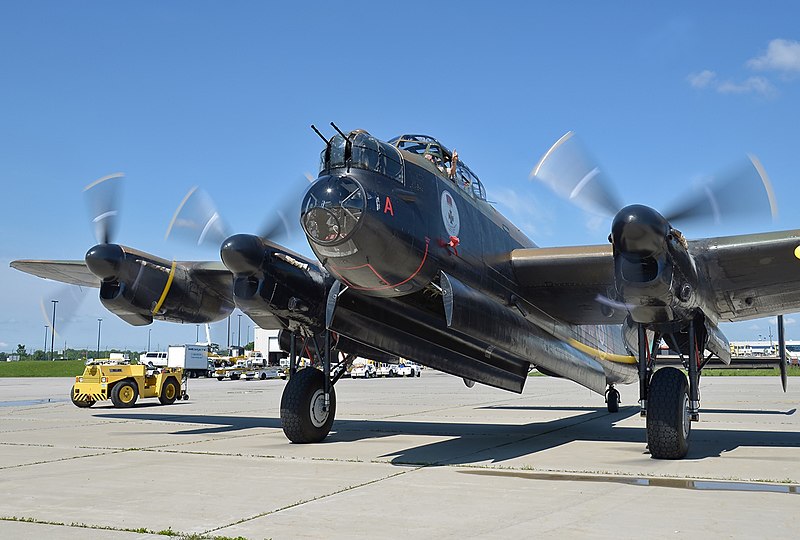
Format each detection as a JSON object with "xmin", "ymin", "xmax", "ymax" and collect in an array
[
  {"xmin": 681, "ymin": 392, "xmax": 691, "ymax": 439},
  {"xmin": 309, "ymin": 389, "xmax": 329, "ymax": 428}
]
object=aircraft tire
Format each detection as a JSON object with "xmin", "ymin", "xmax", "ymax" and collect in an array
[
  {"xmin": 606, "ymin": 387, "xmax": 620, "ymax": 413},
  {"xmin": 280, "ymin": 367, "xmax": 336, "ymax": 444},
  {"xmin": 646, "ymin": 367, "xmax": 690, "ymax": 459},
  {"xmin": 159, "ymin": 377, "xmax": 180, "ymax": 405}
]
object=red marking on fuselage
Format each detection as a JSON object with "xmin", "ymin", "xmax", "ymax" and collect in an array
[
  {"xmin": 330, "ymin": 237, "xmax": 430, "ymax": 292},
  {"xmin": 384, "ymin": 196, "xmax": 394, "ymax": 216}
]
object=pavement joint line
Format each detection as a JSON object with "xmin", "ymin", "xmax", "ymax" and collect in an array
[
  {"xmin": 0, "ymin": 448, "xmax": 126, "ymax": 471},
  {"xmin": 0, "ymin": 515, "xmax": 211, "ymax": 539},
  {"xmin": 202, "ymin": 465, "xmax": 421, "ymax": 535}
]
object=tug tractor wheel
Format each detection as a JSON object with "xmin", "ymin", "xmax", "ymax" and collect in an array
[
  {"xmin": 159, "ymin": 378, "xmax": 180, "ymax": 405},
  {"xmin": 280, "ymin": 367, "xmax": 336, "ymax": 443},
  {"xmin": 110, "ymin": 380, "xmax": 138, "ymax": 408},
  {"xmin": 646, "ymin": 367, "xmax": 691, "ymax": 459},
  {"xmin": 70, "ymin": 385, "xmax": 94, "ymax": 408}
]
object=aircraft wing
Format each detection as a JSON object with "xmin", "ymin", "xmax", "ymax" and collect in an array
[
  {"xmin": 510, "ymin": 245, "xmax": 620, "ymax": 325},
  {"xmin": 10, "ymin": 259, "xmax": 237, "ymax": 292},
  {"xmin": 10, "ymin": 260, "xmax": 100, "ymax": 288},
  {"xmin": 693, "ymin": 229, "xmax": 800, "ymax": 322},
  {"xmin": 511, "ymin": 230, "xmax": 800, "ymax": 326}
]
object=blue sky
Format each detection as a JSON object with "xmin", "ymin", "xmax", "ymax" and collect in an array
[{"xmin": 2, "ymin": 2, "xmax": 800, "ymax": 352}]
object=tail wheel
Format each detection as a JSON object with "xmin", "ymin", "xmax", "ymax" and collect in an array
[
  {"xmin": 110, "ymin": 380, "xmax": 138, "ymax": 408},
  {"xmin": 606, "ymin": 387, "xmax": 620, "ymax": 413},
  {"xmin": 647, "ymin": 367, "xmax": 691, "ymax": 459},
  {"xmin": 159, "ymin": 378, "xmax": 180, "ymax": 405},
  {"xmin": 70, "ymin": 385, "xmax": 95, "ymax": 408},
  {"xmin": 280, "ymin": 367, "xmax": 336, "ymax": 443}
]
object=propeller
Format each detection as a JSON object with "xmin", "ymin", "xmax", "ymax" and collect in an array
[
  {"xmin": 530, "ymin": 131, "xmax": 622, "ymax": 217},
  {"xmin": 530, "ymin": 132, "xmax": 778, "ymax": 230},
  {"xmin": 84, "ymin": 173, "xmax": 125, "ymax": 244},
  {"xmin": 165, "ymin": 174, "xmax": 314, "ymax": 249}
]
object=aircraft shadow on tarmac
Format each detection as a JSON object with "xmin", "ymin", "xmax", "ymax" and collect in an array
[{"xmin": 93, "ymin": 406, "xmax": 800, "ymax": 465}]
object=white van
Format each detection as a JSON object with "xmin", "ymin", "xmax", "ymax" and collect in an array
[{"xmin": 141, "ymin": 351, "xmax": 168, "ymax": 367}]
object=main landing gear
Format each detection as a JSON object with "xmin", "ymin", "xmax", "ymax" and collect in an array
[
  {"xmin": 636, "ymin": 319, "xmax": 700, "ymax": 459},
  {"xmin": 279, "ymin": 330, "xmax": 353, "ymax": 443}
]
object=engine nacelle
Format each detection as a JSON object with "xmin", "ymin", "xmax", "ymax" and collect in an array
[
  {"xmin": 87, "ymin": 244, "xmax": 234, "ymax": 326},
  {"xmin": 612, "ymin": 205, "xmax": 703, "ymax": 324},
  {"xmin": 222, "ymin": 235, "xmax": 331, "ymax": 332}
]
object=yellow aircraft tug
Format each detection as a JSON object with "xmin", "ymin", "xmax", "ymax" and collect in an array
[{"xmin": 71, "ymin": 362, "xmax": 186, "ymax": 408}]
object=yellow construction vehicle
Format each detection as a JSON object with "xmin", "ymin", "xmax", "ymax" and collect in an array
[{"xmin": 71, "ymin": 362, "xmax": 186, "ymax": 408}]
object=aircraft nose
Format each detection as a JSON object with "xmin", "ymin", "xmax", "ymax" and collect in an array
[
  {"xmin": 85, "ymin": 243, "xmax": 125, "ymax": 280},
  {"xmin": 301, "ymin": 175, "xmax": 366, "ymax": 246}
]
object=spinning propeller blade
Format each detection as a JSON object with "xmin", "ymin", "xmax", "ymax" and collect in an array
[
  {"xmin": 663, "ymin": 155, "xmax": 778, "ymax": 228},
  {"xmin": 532, "ymin": 131, "xmax": 778, "ymax": 230},
  {"xmin": 530, "ymin": 131, "xmax": 622, "ymax": 217},
  {"xmin": 165, "ymin": 186, "xmax": 231, "ymax": 247},
  {"xmin": 167, "ymin": 174, "xmax": 315, "ymax": 249},
  {"xmin": 84, "ymin": 173, "xmax": 124, "ymax": 244}
]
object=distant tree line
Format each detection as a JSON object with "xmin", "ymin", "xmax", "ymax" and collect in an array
[{"xmin": 1, "ymin": 346, "xmax": 142, "ymax": 362}]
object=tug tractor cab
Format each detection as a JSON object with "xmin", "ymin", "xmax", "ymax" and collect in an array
[{"xmin": 71, "ymin": 362, "xmax": 186, "ymax": 408}]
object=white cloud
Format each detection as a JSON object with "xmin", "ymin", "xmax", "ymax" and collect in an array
[
  {"xmin": 785, "ymin": 317, "xmax": 797, "ymax": 325},
  {"xmin": 687, "ymin": 70, "xmax": 717, "ymax": 88},
  {"xmin": 746, "ymin": 38, "xmax": 800, "ymax": 73},
  {"xmin": 716, "ymin": 76, "xmax": 776, "ymax": 97},
  {"xmin": 0, "ymin": 342, "xmax": 8, "ymax": 348}
]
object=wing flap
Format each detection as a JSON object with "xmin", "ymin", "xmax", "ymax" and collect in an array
[{"xmin": 510, "ymin": 245, "xmax": 620, "ymax": 325}]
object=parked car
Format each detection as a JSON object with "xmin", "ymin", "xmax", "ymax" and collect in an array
[
  {"xmin": 351, "ymin": 364, "xmax": 377, "ymax": 378},
  {"xmin": 397, "ymin": 363, "xmax": 421, "ymax": 377},
  {"xmin": 376, "ymin": 364, "xmax": 399, "ymax": 377}
]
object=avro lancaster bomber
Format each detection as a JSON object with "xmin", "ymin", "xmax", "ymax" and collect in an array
[{"xmin": 12, "ymin": 126, "xmax": 800, "ymax": 459}]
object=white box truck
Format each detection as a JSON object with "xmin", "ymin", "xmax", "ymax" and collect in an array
[{"xmin": 168, "ymin": 344, "xmax": 209, "ymax": 378}]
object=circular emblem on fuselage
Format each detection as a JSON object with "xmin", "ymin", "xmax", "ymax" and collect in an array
[{"xmin": 440, "ymin": 190, "xmax": 460, "ymax": 237}]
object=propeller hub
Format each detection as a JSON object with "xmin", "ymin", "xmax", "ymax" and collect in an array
[
  {"xmin": 221, "ymin": 234, "xmax": 266, "ymax": 275},
  {"xmin": 612, "ymin": 204, "xmax": 670, "ymax": 258},
  {"xmin": 85, "ymin": 243, "xmax": 125, "ymax": 280}
]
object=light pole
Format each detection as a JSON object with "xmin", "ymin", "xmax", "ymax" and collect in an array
[
  {"xmin": 43, "ymin": 325, "xmax": 49, "ymax": 359},
  {"xmin": 247, "ymin": 325, "xmax": 250, "ymax": 348},
  {"xmin": 147, "ymin": 329, "xmax": 151, "ymax": 351},
  {"xmin": 50, "ymin": 300, "xmax": 58, "ymax": 361},
  {"xmin": 227, "ymin": 316, "xmax": 231, "ymax": 349},
  {"xmin": 237, "ymin": 314, "xmax": 242, "ymax": 347},
  {"xmin": 196, "ymin": 324, "xmax": 199, "ymax": 343},
  {"xmin": 96, "ymin": 318, "xmax": 102, "ymax": 358}
]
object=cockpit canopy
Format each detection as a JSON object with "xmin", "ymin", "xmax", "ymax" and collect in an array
[
  {"xmin": 318, "ymin": 130, "xmax": 486, "ymax": 201},
  {"xmin": 389, "ymin": 134, "xmax": 487, "ymax": 201}
]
